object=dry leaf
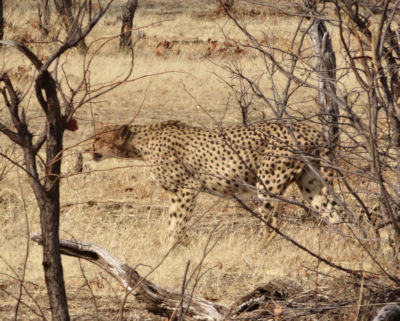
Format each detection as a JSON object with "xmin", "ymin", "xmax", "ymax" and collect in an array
[{"xmin": 273, "ymin": 303, "xmax": 283, "ymax": 316}]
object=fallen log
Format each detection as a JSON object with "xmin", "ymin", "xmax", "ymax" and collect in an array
[
  {"xmin": 31, "ymin": 233, "xmax": 228, "ymax": 321},
  {"xmin": 30, "ymin": 233, "xmax": 399, "ymax": 321}
]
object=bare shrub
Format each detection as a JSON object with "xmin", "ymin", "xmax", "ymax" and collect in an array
[{"xmin": 0, "ymin": 1, "xmax": 134, "ymax": 319}]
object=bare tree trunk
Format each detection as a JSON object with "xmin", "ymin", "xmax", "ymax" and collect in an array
[
  {"xmin": 119, "ymin": 0, "xmax": 138, "ymax": 51},
  {"xmin": 38, "ymin": 0, "xmax": 51, "ymax": 37},
  {"xmin": 0, "ymin": 0, "xmax": 3, "ymax": 47},
  {"xmin": 0, "ymin": 68, "xmax": 70, "ymax": 320},
  {"xmin": 32, "ymin": 185, "xmax": 69, "ymax": 321},
  {"xmin": 36, "ymin": 70, "xmax": 69, "ymax": 321},
  {"xmin": 53, "ymin": 0, "xmax": 87, "ymax": 54},
  {"xmin": 26, "ymin": 68, "xmax": 69, "ymax": 320},
  {"xmin": 22, "ymin": 139, "xmax": 69, "ymax": 321},
  {"xmin": 0, "ymin": 3, "xmax": 117, "ymax": 319},
  {"xmin": 305, "ymin": 1, "xmax": 339, "ymax": 157}
]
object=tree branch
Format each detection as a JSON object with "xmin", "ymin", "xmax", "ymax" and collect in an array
[
  {"xmin": 0, "ymin": 40, "xmax": 43, "ymax": 70},
  {"xmin": 43, "ymin": 0, "xmax": 114, "ymax": 71},
  {"xmin": 30, "ymin": 233, "xmax": 229, "ymax": 321},
  {"xmin": 30, "ymin": 233, "xmax": 394, "ymax": 320}
]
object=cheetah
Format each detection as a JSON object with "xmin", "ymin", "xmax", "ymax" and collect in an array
[{"xmin": 88, "ymin": 120, "xmax": 338, "ymax": 246}]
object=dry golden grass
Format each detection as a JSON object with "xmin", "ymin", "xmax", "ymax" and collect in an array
[{"xmin": 0, "ymin": 1, "xmax": 396, "ymax": 320}]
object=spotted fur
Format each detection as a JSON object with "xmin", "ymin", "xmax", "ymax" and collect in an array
[{"xmin": 88, "ymin": 120, "xmax": 338, "ymax": 246}]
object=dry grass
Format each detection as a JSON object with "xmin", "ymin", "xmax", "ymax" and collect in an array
[{"xmin": 0, "ymin": 1, "xmax": 396, "ymax": 320}]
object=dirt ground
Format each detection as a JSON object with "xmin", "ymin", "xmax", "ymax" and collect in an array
[{"xmin": 0, "ymin": 1, "xmax": 397, "ymax": 320}]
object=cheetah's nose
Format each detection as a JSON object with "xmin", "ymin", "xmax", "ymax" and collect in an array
[{"xmin": 93, "ymin": 152, "xmax": 103, "ymax": 161}]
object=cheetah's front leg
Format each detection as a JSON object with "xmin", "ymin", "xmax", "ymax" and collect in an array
[
  {"xmin": 256, "ymin": 154, "xmax": 300, "ymax": 247},
  {"xmin": 166, "ymin": 189, "xmax": 198, "ymax": 248}
]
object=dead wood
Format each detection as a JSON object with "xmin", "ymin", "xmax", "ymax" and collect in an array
[
  {"xmin": 304, "ymin": 0, "xmax": 339, "ymax": 156},
  {"xmin": 54, "ymin": 0, "xmax": 87, "ymax": 54},
  {"xmin": 30, "ymin": 233, "xmax": 400, "ymax": 320},
  {"xmin": 30, "ymin": 233, "xmax": 229, "ymax": 321},
  {"xmin": 0, "ymin": 0, "xmax": 3, "ymax": 46},
  {"xmin": 120, "ymin": 0, "xmax": 138, "ymax": 51},
  {"xmin": 38, "ymin": 0, "xmax": 51, "ymax": 37}
]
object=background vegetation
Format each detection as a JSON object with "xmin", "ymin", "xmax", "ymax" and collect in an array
[{"xmin": 0, "ymin": 0, "xmax": 399, "ymax": 320}]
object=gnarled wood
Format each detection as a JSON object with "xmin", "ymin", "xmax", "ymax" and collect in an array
[
  {"xmin": 30, "ymin": 233, "xmax": 399, "ymax": 320},
  {"xmin": 38, "ymin": 0, "xmax": 51, "ymax": 37},
  {"xmin": 119, "ymin": 0, "xmax": 138, "ymax": 51},
  {"xmin": 304, "ymin": 0, "xmax": 339, "ymax": 157},
  {"xmin": 1, "ymin": 52, "xmax": 69, "ymax": 320},
  {"xmin": 31, "ymin": 233, "xmax": 229, "ymax": 321},
  {"xmin": 54, "ymin": 0, "xmax": 87, "ymax": 54},
  {"xmin": 0, "ymin": 0, "xmax": 3, "ymax": 46},
  {"xmin": 0, "ymin": 4, "xmax": 112, "ymax": 316}
]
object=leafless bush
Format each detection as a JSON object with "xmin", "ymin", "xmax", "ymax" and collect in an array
[
  {"xmin": 0, "ymin": 0, "xmax": 135, "ymax": 319},
  {"xmin": 218, "ymin": 0, "xmax": 400, "ymax": 291},
  {"xmin": 30, "ymin": 232, "xmax": 400, "ymax": 320}
]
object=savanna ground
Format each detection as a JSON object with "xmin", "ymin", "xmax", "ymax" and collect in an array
[{"xmin": 0, "ymin": 0, "xmax": 397, "ymax": 320}]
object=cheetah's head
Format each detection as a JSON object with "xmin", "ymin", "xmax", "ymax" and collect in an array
[{"xmin": 87, "ymin": 124, "xmax": 140, "ymax": 161}]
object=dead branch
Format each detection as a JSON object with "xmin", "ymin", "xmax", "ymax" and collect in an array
[
  {"xmin": 54, "ymin": 0, "xmax": 88, "ymax": 54},
  {"xmin": 30, "ymin": 233, "xmax": 399, "ymax": 320},
  {"xmin": 30, "ymin": 233, "xmax": 229, "ymax": 321},
  {"xmin": 0, "ymin": 3, "xmax": 115, "ymax": 318},
  {"xmin": 304, "ymin": 0, "xmax": 339, "ymax": 155},
  {"xmin": 120, "ymin": 0, "xmax": 138, "ymax": 51},
  {"xmin": 37, "ymin": 0, "xmax": 51, "ymax": 37}
]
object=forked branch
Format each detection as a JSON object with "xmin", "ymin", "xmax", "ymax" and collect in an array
[
  {"xmin": 30, "ymin": 233, "xmax": 229, "ymax": 321},
  {"xmin": 0, "ymin": 73, "xmax": 30, "ymax": 147},
  {"xmin": 30, "ymin": 233, "xmax": 396, "ymax": 320}
]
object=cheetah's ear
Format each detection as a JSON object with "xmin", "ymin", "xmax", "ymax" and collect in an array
[{"xmin": 115, "ymin": 125, "xmax": 130, "ymax": 146}]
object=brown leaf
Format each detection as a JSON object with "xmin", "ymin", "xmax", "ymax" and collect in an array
[
  {"xmin": 88, "ymin": 200, "xmax": 97, "ymax": 207},
  {"xmin": 204, "ymin": 296, "xmax": 219, "ymax": 302},
  {"xmin": 65, "ymin": 117, "xmax": 78, "ymax": 132},
  {"xmin": 273, "ymin": 303, "xmax": 283, "ymax": 316}
]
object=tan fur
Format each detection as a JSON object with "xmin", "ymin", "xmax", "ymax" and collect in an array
[{"xmin": 88, "ymin": 120, "xmax": 338, "ymax": 246}]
